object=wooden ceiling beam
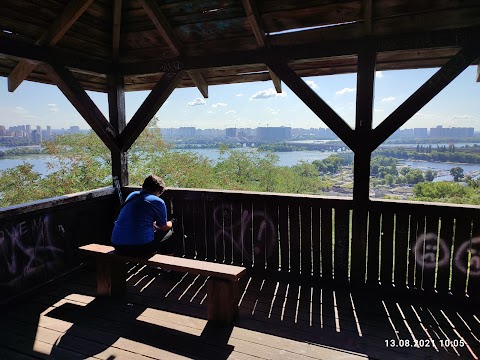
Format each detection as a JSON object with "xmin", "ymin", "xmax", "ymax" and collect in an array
[
  {"xmin": 121, "ymin": 27, "xmax": 480, "ymax": 76},
  {"xmin": 364, "ymin": 0, "xmax": 373, "ymax": 35},
  {"xmin": 0, "ymin": 37, "xmax": 112, "ymax": 76},
  {"xmin": 242, "ymin": 0, "xmax": 267, "ymax": 47},
  {"xmin": 371, "ymin": 46, "xmax": 480, "ymax": 151},
  {"xmin": 140, "ymin": 0, "xmax": 208, "ymax": 98},
  {"xmin": 242, "ymin": 0, "xmax": 282, "ymax": 93},
  {"xmin": 112, "ymin": 0, "xmax": 123, "ymax": 63},
  {"xmin": 477, "ymin": 65, "xmax": 480, "ymax": 82},
  {"xmin": 43, "ymin": 64, "xmax": 121, "ymax": 152},
  {"xmin": 8, "ymin": 0, "xmax": 94, "ymax": 92},
  {"xmin": 120, "ymin": 71, "xmax": 185, "ymax": 151},
  {"xmin": 266, "ymin": 62, "xmax": 355, "ymax": 150}
]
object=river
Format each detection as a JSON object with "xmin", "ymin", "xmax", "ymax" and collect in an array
[{"xmin": 1, "ymin": 146, "xmax": 479, "ymax": 181}]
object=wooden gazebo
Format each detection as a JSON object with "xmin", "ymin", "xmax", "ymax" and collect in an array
[{"xmin": 1, "ymin": 1, "xmax": 480, "ymax": 359}]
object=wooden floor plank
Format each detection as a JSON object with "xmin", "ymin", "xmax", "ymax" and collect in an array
[{"xmin": 1, "ymin": 267, "xmax": 478, "ymax": 360}]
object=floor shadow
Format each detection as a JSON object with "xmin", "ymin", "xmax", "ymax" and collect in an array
[
  {"xmin": 235, "ymin": 275, "xmax": 480, "ymax": 359},
  {"xmin": 45, "ymin": 298, "xmax": 235, "ymax": 359}
]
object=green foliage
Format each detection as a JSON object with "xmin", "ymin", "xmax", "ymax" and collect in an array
[
  {"xmin": 0, "ymin": 125, "xmax": 329, "ymax": 206},
  {"xmin": 413, "ymin": 181, "xmax": 480, "ymax": 204},
  {"xmin": 424, "ymin": 169, "xmax": 437, "ymax": 182},
  {"xmin": 313, "ymin": 154, "xmax": 348, "ymax": 174},
  {"xmin": 450, "ymin": 167, "xmax": 464, "ymax": 182}
]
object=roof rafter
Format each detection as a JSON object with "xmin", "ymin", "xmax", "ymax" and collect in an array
[
  {"xmin": 266, "ymin": 62, "xmax": 355, "ymax": 150},
  {"xmin": 242, "ymin": 0, "xmax": 281, "ymax": 93},
  {"xmin": 371, "ymin": 45, "xmax": 480, "ymax": 151},
  {"xmin": 43, "ymin": 64, "xmax": 121, "ymax": 152},
  {"xmin": 364, "ymin": 0, "xmax": 373, "ymax": 35},
  {"xmin": 8, "ymin": 0, "xmax": 94, "ymax": 92},
  {"xmin": 120, "ymin": 71, "xmax": 186, "ymax": 152},
  {"xmin": 140, "ymin": 0, "xmax": 208, "ymax": 98}
]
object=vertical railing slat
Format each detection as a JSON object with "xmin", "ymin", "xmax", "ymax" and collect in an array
[
  {"xmin": 172, "ymin": 197, "xmax": 186, "ymax": 257},
  {"xmin": 289, "ymin": 205, "xmax": 301, "ymax": 275},
  {"xmin": 193, "ymin": 199, "xmax": 207, "ymax": 260},
  {"xmin": 394, "ymin": 213, "xmax": 409, "ymax": 289},
  {"xmin": 451, "ymin": 217, "xmax": 473, "ymax": 296},
  {"xmin": 366, "ymin": 209, "xmax": 381, "ymax": 285},
  {"xmin": 380, "ymin": 212, "xmax": 394, "ymax": 286},
  {"xmin": 414, "ymin": 216, "xmax": 426, "ymax": 289},
  {"xmin": 266, "ymin": 202, "xmax": 279, "ymax": 272},
  {"xmin": 279, "ymin": 204, "xmax": 289, "ymax": 272},
  {"xmin": 242, "ymin": 202, "xmax": 254, "ymax": 266},
  {"xmin": 421, "ymin": 215, "xmax": 440, "ymax": 291},
  {"xmin": 467, "ymin": 218, "xmax": 480, "ymax": 298},
  {"xmin": 407, "ymin": 213, "xmax": 419, "ymax": 288},
  {"xmin": 183, "ymin": 199, "xmax": 196, "ymax": 259},
  {"xmin": 253, "ymin": 202, "xmax": 266, "ymax": 269},
  {"xmin": 204, "ymin": 200, "xmax": 216, "ymax": 262},
  {"xmin": 223, "ymin": 202, "xmax": 233, "ymax": 264},
  {"xmin": 231, "ymin": 201, "xmax": 243, "ymax": 265},
  {"xmin": 436, "ymin": 217, "xmax": 454, "ymax": 294},
  {"xmin": 321, "ymin": 207, "xmax": 333, "ymax": 280},
  {"xmin": 334, "ymin": 208, "xmax": 349, "ymax": 283},
  {"xmin": 214, "ymin": 201, "xmax": 225, "ymax": 263},
  {"xmin": 311, "ymin": 206, "xmax": 321, "ymax": 279},
  {"xmin": 301, "ymin": 205, "xmax": 312, "ymax": 277}
]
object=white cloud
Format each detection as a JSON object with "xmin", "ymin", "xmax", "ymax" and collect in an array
[
  {"xmin": 306, "ymin": 80, "xmax": 318, "ymax": 89},
  {"xmin": 451, "ymin": 114, "xmax": 474, "ymax": 120},
  {"xmin": 266, "ymin": 107, "xmax": 280, "ymax": 115},
  {"xmin": 236, "ymin": 94, "xmax": 244, "ymax": 97},
  {"xmin": 226, "ymin": 110, "xmax": 237, "ymax": 115},
  {"xmin": 382, "ymin": 96, "xmax": 396, "ymax": 102},
  {"xmin": 211, "ymin": 103, "xmax": 227, "ymax": 108},
  {"xmin": 13, "ymin": 106, "xmax": 28, "ymax": 114},
  {"xmin": 336, "ymin": 88, "xmax": 355, "ymax": 95},
  {"xmin": 187, "ymin": 98, "xmax": 206, "ymax": 106},
  {"xmin": 376, "ymin": 71, "xmax": 384, "ymax": 78},
  {"xmin": 374, "ymin": 108, "xmax": 384, "ymax": 112},
  {"xmin": 250, "ymin": 88, "xmax": 287, "ymax": 100},
  {"xmin": 48, "ymin": 103, "xmax": 59, "ymax": 112},
  {"xmin": 207, "ymin": 111, "xmax": 215, "ymax": 114}
]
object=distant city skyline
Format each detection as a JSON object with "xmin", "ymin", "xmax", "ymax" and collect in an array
[{"xmin": 0, "ymin": 66, "xmax": 479, "ymax": 134}]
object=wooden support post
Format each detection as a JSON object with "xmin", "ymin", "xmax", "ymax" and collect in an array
[
  {"xmin": 351, "ymin": 40, "xmax": 376, "ymax": 285},
  {"xmin": 108, "ymin": 73, "xmax": 128, "ymax": 186},
  {"xmin": 207, "ymin": 278, "xmax": 240, "ymax": 324},
  {"xmin": 96, "ymin": 256, "xmax": 126, "ymax": 296}
]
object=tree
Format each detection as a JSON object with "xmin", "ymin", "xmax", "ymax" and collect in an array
[
  {"xmin": 424, "ymin": 170, "xmax": 437, "ymax": 182},
  {"xmin": 450, "ymin": 167, "xmax": 464, "ymax": 182},
  {"xmin": 406, "ymin": 168, "xmax": 424, "ymax": 184}
]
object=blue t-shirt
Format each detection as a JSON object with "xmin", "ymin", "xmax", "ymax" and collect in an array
[{"xmin": 111, "ymin": 191, "xmax": 168, "ymax": 246}]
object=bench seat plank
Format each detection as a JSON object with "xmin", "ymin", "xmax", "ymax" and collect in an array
[
  {"xmin": 79, "ymin": 243, "xmax": 246, "ymax": 324},
  {"xmin": 79, "ymin": 244, "xmax": 246, "ymax": 281}
]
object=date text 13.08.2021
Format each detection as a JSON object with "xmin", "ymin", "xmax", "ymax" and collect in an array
[{"xmin": 385, "ymin": 339, "xmax": 465, "ymax": 348}]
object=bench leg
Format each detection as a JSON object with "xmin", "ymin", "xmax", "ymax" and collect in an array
[
  {"xmin": 96, "ymin": 257, "xmax": 126, "ymax": 296},
  {"xmin": 207, "ymin": 278, "xmax": 239, "ymax": 324}
]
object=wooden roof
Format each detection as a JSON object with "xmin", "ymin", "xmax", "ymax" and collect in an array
[{"xmin": 1, "ymin": 0, "xmax": 479, "ymax": 94}]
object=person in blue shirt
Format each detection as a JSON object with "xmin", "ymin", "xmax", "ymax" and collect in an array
[{"xmin": 112, "ymin": 174, "xmax": 175, "ymax": 256}]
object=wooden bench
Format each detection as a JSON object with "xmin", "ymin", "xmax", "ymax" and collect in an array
[{"xmin": 79, "ymin": 244, "xmax": 246, "ymax": 324}]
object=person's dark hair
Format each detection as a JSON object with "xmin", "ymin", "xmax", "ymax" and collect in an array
[{"xmin": 142, "ymin": 174, "xmax": 165, "ymax": 194}]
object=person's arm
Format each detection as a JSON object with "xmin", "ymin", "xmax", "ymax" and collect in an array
[{"xmin": 150, "ymin": 197, "xmax": 171, "ymax": 231}]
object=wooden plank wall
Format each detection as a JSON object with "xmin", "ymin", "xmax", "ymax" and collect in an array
[
  {"xmin": 368, "ymin": 200, "xmax": 480, "ymax": 299},
  {"xmin": 166, "ymin": 189, "xmax": 353, "ymax": 279}
]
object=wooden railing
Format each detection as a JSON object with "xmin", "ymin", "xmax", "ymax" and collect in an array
[
  {"xmin": 0, "ymin": 187, "xmax": 116, "ymax": 303},
  {"xmin": 164, "ymin": 188, "xmax": 353, "ymax": 280},
  {"xmin": 2, "ymin": 186, "xmax": 479, "ymax": 303},
  {"xmin": 162, "ymin": 188, "xmax": 480, "ymax": 300},
  {"xmin": 366, "ymin": 199, "xmax": 480, "ymax": 298}
]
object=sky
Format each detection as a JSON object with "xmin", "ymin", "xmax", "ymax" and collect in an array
[{"xmin": 0, "ymin": 66, "xmax": 479, "ymax": 132}]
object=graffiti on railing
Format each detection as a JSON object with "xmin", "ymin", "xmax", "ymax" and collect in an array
[
  {"xmin": 213, "ymin": 204, "xmax": 276, "ymax": 263},
  {"xmin": 414, "ymin": 233, "xmax": 480, "ymax": 276},
  {"xmin": 0, "ymin": 215, "xmax": 64, "ymax": 285},
  {"xmin": 455, "ymin": 237, "xmax": 480, "ymax": 276}
]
